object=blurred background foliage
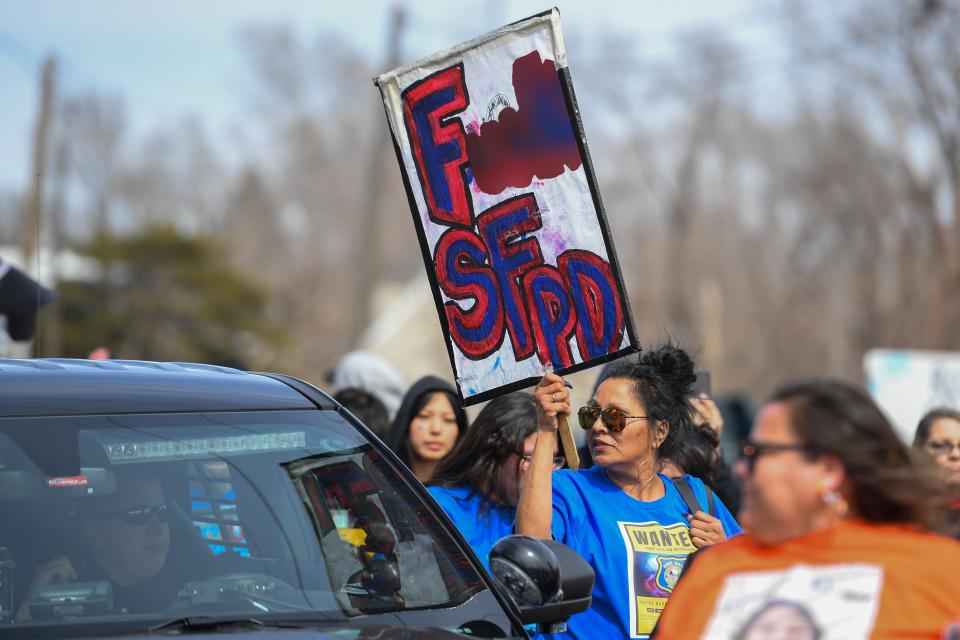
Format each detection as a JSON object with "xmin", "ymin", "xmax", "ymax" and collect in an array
[
  {"xmin": 1, "ymin": 0, "xmax": 959, "ymax": 400},
  {"xmin": 57, "ymin": 225, "xmax": 286, "ymax": 363}
]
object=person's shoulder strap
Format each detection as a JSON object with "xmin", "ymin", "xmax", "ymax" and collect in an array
[{"xmin": 667, "ymin": 476, "xmax": 703, "ymax": 515}]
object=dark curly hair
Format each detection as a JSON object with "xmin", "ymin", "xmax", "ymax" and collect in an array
[
  {"xmin": 664, "ymin": 422, "xmax": 723, "ymax": 488},
  {"xmin": 428, "ymin": 392, "xmax": 538, "ymax": 513},
  {"xmin": 594, "ymin": 343, "xmax": 697, "ymax": 463}
]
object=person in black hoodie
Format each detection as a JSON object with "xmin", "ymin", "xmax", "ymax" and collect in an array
[{"xmin": 386, "ymin": 376, "xmax": 468, "ymax": 483}]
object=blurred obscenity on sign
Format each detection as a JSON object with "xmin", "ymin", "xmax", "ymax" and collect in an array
[{"xmin": 375, "ymin": 8, "xmax": 638, "ymax": 406}]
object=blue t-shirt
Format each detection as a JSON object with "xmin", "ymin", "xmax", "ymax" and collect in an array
[
  {"xmin": 549, "ymin": 467, "xmax": 741, "ymax": 639},
  {"xmin": 428, "ymin": 485, "xmax": 516, "ymax": 572}
]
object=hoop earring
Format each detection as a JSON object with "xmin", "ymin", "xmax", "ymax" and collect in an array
[{"xmin": 821, "ymin": 488, "xmax": 849, "ymax": 517}]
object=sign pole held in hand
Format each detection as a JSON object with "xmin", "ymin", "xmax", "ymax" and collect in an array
[
  {"xmin": 544, "ymin": 364, "xmax": 579, "ymax": 471},
  {"xmin": 557, "ymin": 412, "xmax": 579, "ymax": 471}
]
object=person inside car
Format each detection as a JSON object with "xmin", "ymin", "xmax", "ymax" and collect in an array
[{"xmin": 17, "ymin": 470, "xmax": 194, "ymax": 619}]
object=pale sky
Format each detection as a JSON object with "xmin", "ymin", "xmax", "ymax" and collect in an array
[{"xmin": 1, "ymin": 0, "xmax": 778, "ymax": 194}]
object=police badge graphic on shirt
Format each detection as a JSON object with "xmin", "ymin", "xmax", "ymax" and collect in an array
[{"xmin": 618, "ymin": 521, "xmax": 696, "ymax": 638}]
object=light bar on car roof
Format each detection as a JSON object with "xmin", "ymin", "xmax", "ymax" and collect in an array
[{"xmin": 100, "ymin": 432, "xmax": 306, "ymax": 462}]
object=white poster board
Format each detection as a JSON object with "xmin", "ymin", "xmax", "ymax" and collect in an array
[{"xmin": 375, "ymin": 9, "xmax": 638, "ymax": 405}]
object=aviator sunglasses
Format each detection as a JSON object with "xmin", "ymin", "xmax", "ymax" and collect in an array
[{"xmin": 577, "ymin": 405, "xmax": 649, "ymax": 432}]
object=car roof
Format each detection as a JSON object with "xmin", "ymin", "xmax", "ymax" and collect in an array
[{"xmin": 0, "ymin": 359, "xmax": 323, "ymax": 417}]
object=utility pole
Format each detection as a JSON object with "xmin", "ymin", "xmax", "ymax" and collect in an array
[
  {"xmin": 21, "ymin": 55, "xmax": 56, "ymax": 271},
  {"xmin": 347, "ymin": 5, "xmax": 405, "ymax": 349},
  {"xmin": 15, "ymin": 55, "xmax": 57, "ymax": 358},
  {"xmin": 42, "ymin": 139, "xmax": 69, "ymax": 357}
]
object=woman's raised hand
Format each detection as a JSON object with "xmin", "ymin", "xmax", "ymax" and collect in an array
[{"xmin": 534, "ymin": 372, "xmax": 571, "ymax": 433}]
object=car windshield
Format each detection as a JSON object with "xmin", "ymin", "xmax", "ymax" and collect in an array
[{"xmin": 0, "ymin": 410, "xmax": 487, "ymax": 636}]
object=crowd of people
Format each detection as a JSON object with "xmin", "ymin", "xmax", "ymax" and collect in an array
[{"xmin": 331, "ymin": 345, "xmax": 960, "ymax": 639}]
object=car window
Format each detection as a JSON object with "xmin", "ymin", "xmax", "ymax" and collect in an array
[{"xmin": 0, "ymin": 410, "xmax": 486, "ymax": 635}]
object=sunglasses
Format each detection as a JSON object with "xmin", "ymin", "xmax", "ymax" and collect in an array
[
  {"xmin": 739, "ymin": 442, "xmax": 816, "ymax": 472},
  {"xmin": 577, "ymin": 406, "xmax": 648, "ymax": 433},
  {"xmin": 518, "ymin": 453, "xmax": 567, "ymax": 471},
  {"xmin": 99, "ymin": 503, "xmax": 170, "ymax": 526}
]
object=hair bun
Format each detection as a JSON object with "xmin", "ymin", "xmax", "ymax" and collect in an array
[{"xmin": 639, "ymin": 343, "xmax": 696, "ymax": 396}]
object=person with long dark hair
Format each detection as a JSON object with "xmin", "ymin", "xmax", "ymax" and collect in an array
[
  {"xmin": 517, "ymin": 344, "xmax": 741, "ymax": 639},
  {"xmin": 428, "ymin": 392, "xmax": 562, "ymax": 570},
  {"xmin": 385, "ymin": 376, "xmax": 468, "ymax": 483},
  {"xmin": 655, "ymin": 379, "xmax": 960, "ymax": 638}
]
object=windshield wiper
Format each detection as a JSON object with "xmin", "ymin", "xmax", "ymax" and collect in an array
[{"xmin": 147, "ymin": 615, "xmax": 310, "ymax": 635}]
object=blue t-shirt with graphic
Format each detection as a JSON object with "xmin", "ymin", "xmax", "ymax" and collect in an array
[
  {"xmin": 428, "ymin": 485, "xmax": 516, "ymax": 572},
  {"xmin": 549, "ymin": 467, "xmax": 741, "ymax": 639}
]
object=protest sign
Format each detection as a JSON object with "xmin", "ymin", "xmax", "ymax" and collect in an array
[{"xmin": 376, "ymin": 8, "xmax": 638, "ymax": 406}]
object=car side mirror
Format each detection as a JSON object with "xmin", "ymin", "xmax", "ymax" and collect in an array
[{"xmin": 489, "ymin": 535, "xmax": 593, "ymax": 634}]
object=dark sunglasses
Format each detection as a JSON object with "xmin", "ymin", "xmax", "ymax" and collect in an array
[
  {"xmin": 739, "ymin": 442, "xmax": 816, "ymax": 472},
  {"xmin": 577, "ymin": 405, "xmax": 648, "ymax": 433},
  {"xmin": 100, "ymin": 503, "xmax": 170, "ymax": 525}
]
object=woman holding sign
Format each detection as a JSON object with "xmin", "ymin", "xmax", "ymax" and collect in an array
[{"xmin": 517, "ymin": 344, "xmax": 740, "ymax": 639}]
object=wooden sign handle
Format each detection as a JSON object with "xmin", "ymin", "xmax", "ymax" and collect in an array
[{"xmin": 557, "ymin": 413, "xmax": 580, "ymax": 471}]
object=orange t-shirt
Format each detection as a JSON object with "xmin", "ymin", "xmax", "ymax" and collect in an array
[{"xmin": 654, "ymin": 520, "xmax": 960, "ymax": 639}]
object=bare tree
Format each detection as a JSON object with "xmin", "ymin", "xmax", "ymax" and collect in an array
[{"xmin": 55, "ymin": 91, "xmax": 126, "ymax": 237}]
